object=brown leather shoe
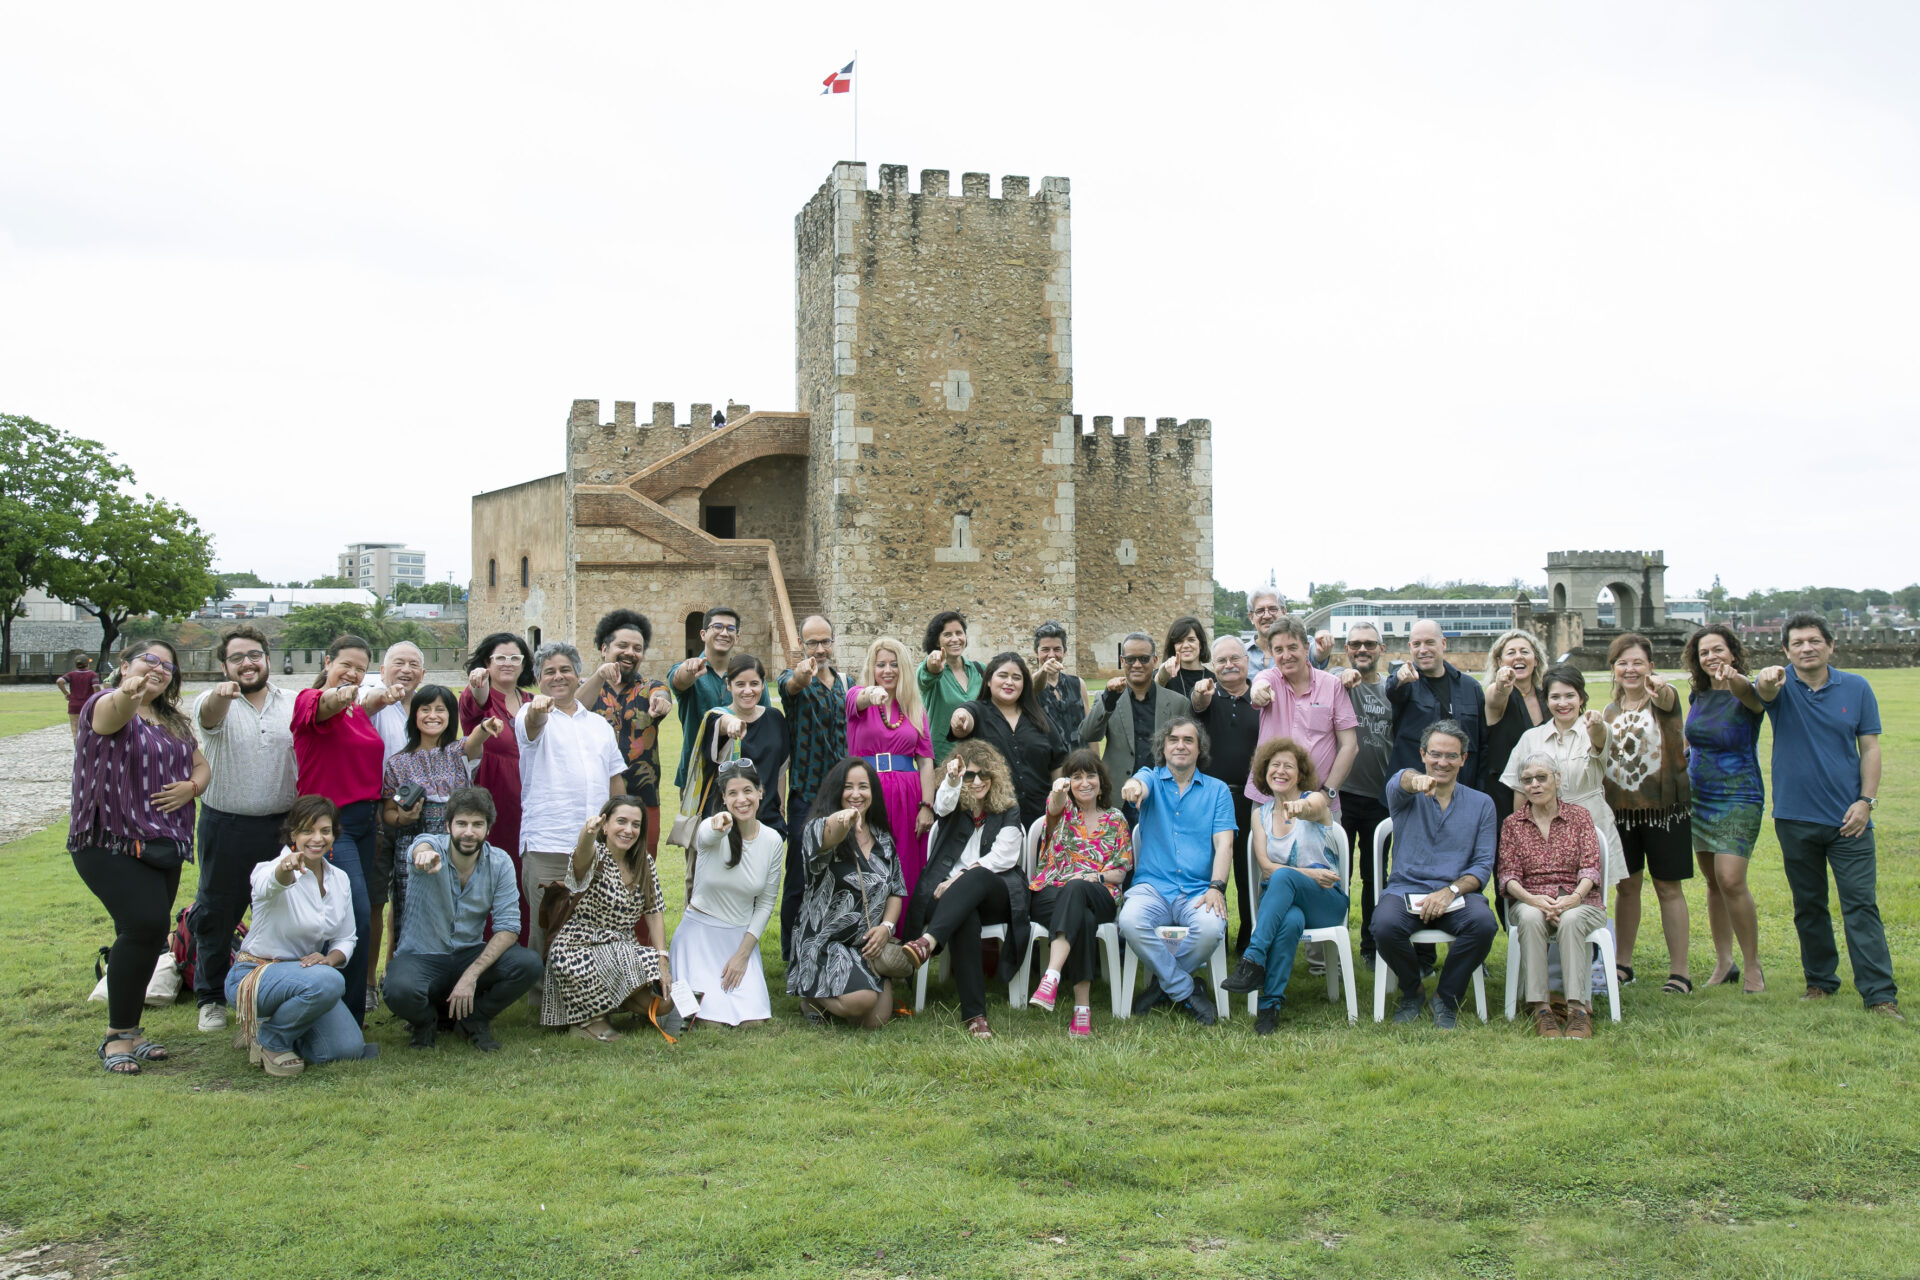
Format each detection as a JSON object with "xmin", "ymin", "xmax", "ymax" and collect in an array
[
  {"xmin": 1563, "ymin": 1003, "xmax": 1593, "ymax": 1040},
  {"xmin": 1802, "ymin": 986, "xmax": 1833, "ymax": 1001},
  {"xmin": 965, "ymin": 1015, "xmax": 993, "ymax": 1040},
  {"xmin": 1531, "ymin": 1004, "xmax": 1563, "ymax": 1038},
  {"xmin": 1868, "ymin": 1002, "xmax": 1905, "ymax": 1023}
]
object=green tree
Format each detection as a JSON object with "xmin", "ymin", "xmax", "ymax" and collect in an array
[
  {"xmin": 49, "ymin": 491, "xmax": 219, "ymax": 668},
  {"xmin": 1213, "ymin": 581, "xmax": 1249, "ymax": 637},
  {"xmin": 216, "ymin": 570, "xmax": 271, "ymax": 592},
  {"xmin": 0, "ymin": 414, "xmax": 133, "ymax": 670},
  {"xmin": 282, "ymin": 601, "xmax": 434, "ymax": 651},
  {"xmin": 391, "ymin": 580, "xmax": 461, "ymax": 606},
  {"xmin": 1898, "ymin": 584, "xmax": 1920, "ymax": 617},
  {"xmin": 306, "ymin": 575, "xmax": 354, "ymax": 589},
  {"xmin": 1308, "ymin": 580, "xmax": 1350, "ymax": 610}
]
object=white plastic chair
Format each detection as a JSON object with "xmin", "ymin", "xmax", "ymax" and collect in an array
[
  {"xmin": 1117, "ymin": 825, "xmax": 1231, "ymax": 1020},
  {"xmin": 1501, "ymin": 836, "xmax": 1623, "ymax": 1024},
  {"xmin": 911, "ymin": 819, "xmax": 1010, "ymax": 1014},
  {"xmin": 1243, "ymin": 822, "xmax": 1359, "ymax": 1024},
  {"xmin": 1370, "ymin": 817, "xmax": 1488, "ymax": 1023},
  {"xmin": 1005, "ymin": 816, "xmax": 1129, "ymax": 1019}
]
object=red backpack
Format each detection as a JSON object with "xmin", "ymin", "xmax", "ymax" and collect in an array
[{"xmin": 169, "ymin": 906, "xmax": 247, "ymax": 1002}]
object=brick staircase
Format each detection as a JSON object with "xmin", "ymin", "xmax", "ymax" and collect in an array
[{"xmin": 784, "ymin": 576, "xmax": 822, "ymax": 624}]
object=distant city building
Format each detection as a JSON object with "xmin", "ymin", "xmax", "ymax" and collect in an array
[
  {"xmin": 1599, "ymin": 597, "xmax": 1705, "ymax": 628},
  {"xmin": 338, "ymin": 542, "xmax": 426, "ymax": 597},
  {"xmin": 19, "ymin": 587, "xmax": 83, "ymax": 621},
  {"xmin": 1305, "ymin": 598, "xmax": 1522, "ymax": 642}
]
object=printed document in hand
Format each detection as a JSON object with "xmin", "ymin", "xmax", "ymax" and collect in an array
[{"xmin": 1406, "ymin": 892, "xmax": 1468, "ymax": 914}]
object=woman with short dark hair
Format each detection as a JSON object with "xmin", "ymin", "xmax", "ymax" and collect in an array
[
  {"xmin": 917, "ymin": 611, "xmax": 985, "ymax": 766},
  {"xmin": 71, "ymin": 638, "xmax": 210, "ymax": 1074},
  {"xmin": 380, "ymin": 685, "xmax": 501, "ymax": 948},
  {"xmin": 1026, "ymin": 748, "xmax": 1131, "ymax": 1037},
  {"xmin": 1156, "ymin": 615, "xmax": 1214, "ymax": 700},
  {"xmin": 1683, "ymin": 624, "xmax": 1767, "ymax": 992},
  {"xmin": 692, "ymin": 655, "xmax": 790, "ymax": 835}
]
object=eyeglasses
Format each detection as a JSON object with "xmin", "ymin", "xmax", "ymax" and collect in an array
[
  {"xmin": 707, "ymin": 623, "xmax": 739, "ymax": 635},
  {"xmin": 1345, "ymin": 641, "xmax": 1380, "ymax": 650},
  {"xmin": 803, "ymin": 638, "xmax": 833, "ymax": 649},
  {"xmin": 1425, "ymin": 751, "xmax": 1463, "ymax": 763},
  {"xmin": 225, "ymin": 649, "xmax": 267, "ymax": 663},
  {"xmin": 135, "ymin": 654, "xmax": 177, "ymax": 672},
  {"xmin": 1120, "ymin": 654, "xmax": 1155, "ymax": 666}
]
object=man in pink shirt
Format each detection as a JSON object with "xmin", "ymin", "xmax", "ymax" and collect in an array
[{"xmin": 1247, "ymin": 617, "xmax": 1359, "ymax": 814}]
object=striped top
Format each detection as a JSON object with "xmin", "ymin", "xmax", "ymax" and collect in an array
[{"xmin": 68, "ymin": 689, "xmax": 198, "ymax": 859}]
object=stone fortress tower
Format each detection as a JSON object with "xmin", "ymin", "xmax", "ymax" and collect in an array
[{"xmin": 471, "ymin": 161, "xmax": 1213, "ymax": 679}]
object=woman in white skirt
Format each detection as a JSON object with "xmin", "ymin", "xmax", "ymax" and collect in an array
[{"xmin": 670, "ymin": 760, "xmax": 783, "ymax": 1026}]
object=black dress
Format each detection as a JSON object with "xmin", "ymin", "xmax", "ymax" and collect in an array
[
  {"xmin": 1164, "ymin": 666, "xmax": 1214, "ymax": 701},
  {"xmin": 952, "ymin": 699, "xmax": 1068, "ymax": 830},
  {"xmin": 694, "ymin": 707, "xmax": 791, "ymax": 835},
  {"xmin": 1481, "ymin": 685, "xmax": 1544, "ymax": 820}
]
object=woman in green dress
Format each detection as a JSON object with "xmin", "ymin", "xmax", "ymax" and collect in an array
[{"xmin": 916, "ymin": 610, "xmax": 986, "ymax": 766}]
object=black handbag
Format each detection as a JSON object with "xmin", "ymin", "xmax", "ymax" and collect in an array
[{"xmin": 132, "ymin": 838, "xmax": 188, "ymax": 871}]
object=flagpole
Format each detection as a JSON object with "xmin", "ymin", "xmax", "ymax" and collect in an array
[{"xmin": 853, "ymin": 49, "xmax": 859, "ymax": 161}]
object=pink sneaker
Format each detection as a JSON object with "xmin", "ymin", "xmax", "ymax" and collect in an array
[
  {"xmin": 1069, "ymin": 1006, "xmax": 1092, "ymax": 1038},
  {"xmin": 1030, "ymin": 973, "xmax": 1060, "ymax": 1012}
]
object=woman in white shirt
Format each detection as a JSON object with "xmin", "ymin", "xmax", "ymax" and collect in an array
[
  {"xmin": 1500, "ymin": 665, "xmax": 1623, "ymax": 886},
  {"xmin": 669, "ymin": 760, "xmax": 783, "ymax": 1026},
  {"xmin": 226, "ymin": 796, "xmax": 375, "ymax": 1078},
  {"xmin": 898, "ymin": 740, "xmax": 1032, "ymax": 1039}
]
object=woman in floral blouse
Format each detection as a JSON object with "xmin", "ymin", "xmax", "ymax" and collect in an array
[{"xmin": 1026, "ymin": 748, "xmax": 1131, "ymax": 1037}]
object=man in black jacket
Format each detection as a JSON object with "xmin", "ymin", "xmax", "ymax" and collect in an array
[{"xmin": 1385, "ymin": 620, "xmax": 1487, "ymax": 792}]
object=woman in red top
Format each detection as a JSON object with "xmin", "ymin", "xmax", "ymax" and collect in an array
[
  {"xmin": 459, "ymin": 631, "xmax": 535, "ymax": 932},
  {"xmin": 291, "ymin": 634, "xmax": 403, "ymax": 1024}
]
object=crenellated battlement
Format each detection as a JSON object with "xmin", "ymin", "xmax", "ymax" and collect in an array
[
  {"xmin": 1547, "ymin": 549, "xmax": 1666, "ymax": 568},
  {"xmin": 822, "ymin": 160, "xmax": 1069, "ymax": 203},
  {"xmin": 1071, "ymin": 414, "xmax": 1212, "ymax": 469}
]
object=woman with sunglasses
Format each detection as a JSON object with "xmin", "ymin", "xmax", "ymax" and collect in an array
[
  {"xmin": 70, "ymin": 638, "xmax": 210, "ymax": 1073},
  {"xmin": 460, "ymin": 632, "xmax": 536, "ymax": 907}
]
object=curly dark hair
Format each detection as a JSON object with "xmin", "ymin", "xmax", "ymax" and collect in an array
[
  {"xmin": 593, "ymin": 609, "xmax": 653, "ymax": 652},
  {"xmin": 922, "ymin": 610, "xmax": 968, "ymax": 656},
  {"xmin": 1683, "ymin": 624, "xmax": 1750, "ymax": 695}
]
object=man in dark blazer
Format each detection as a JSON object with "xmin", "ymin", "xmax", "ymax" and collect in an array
[
  {"xmin": 1385, "ymin": 620, "xmax": 1487, "ymax": 791},
  {"xmin": 1082, "ymin": 632, "xmax": 1191, "ymax": 822}
]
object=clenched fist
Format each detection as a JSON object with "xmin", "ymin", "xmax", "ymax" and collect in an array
[{"xmin": 412, "ymin": 842, "xmax": 443, "ymax": 873}]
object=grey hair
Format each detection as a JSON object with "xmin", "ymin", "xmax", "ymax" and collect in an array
[
  {"xmin": 1346, "ymin": 621, "xmax": 1381, "ymax": 639},
  {"xmin": 1248, "ymin": 587, "xmax": 1283, "ymax": 610},
  {"xmin": 1117, "ymin": 631, "xmax": 1156, "ymax": 660},
  {"xmin": 1268, "ymin": 616, "xmax": 1311, "ymax": 649},
  {"xmin": 1517, "ymin": 752, "xmax": 1561, "ymax": 781},
  {"xmin": 1211, "ymin": 635, "xmax": 1247, "ymax": 658},
  {"xmin": 1152, "ymin": 714, "xmax": 1211, "ymax": 769},
  {"xmin": 532, "ymin": 640, "xmax": 583, "ymax": 674},
  {"xmin": 1420, "ymin": 718, "xmax": 1469, "ymax": 755}
]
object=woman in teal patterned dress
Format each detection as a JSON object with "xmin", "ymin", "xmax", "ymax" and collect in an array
[{"xmin": 1684, "ymin": 625, "xmax": 1767, "ymax": 994}]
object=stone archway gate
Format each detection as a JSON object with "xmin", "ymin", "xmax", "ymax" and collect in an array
[{"xmin": 1545, "ymin": 550, "xmax": 1668, "ymax": 635}]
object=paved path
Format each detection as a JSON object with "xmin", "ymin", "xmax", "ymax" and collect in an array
[{"xmin": 0, "ymin": 726, "xmax": 75, "ymax": 847}]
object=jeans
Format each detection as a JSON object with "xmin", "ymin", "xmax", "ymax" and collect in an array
[
  {"xmin": 1775, "ymin": 819, "xmax": 1897, "ymax": 1006},
  {"xmin": 72, "ymin": 848, "xmax": 182, "ymax": 1031},
  {"xmin": 1245, "ymin": 869, "xmax": 1349, "ymax": 1006},
  {"xmin": 1337, "ymin": 791, "xmax": 1390, "ymax": 956},
  {"xmin": 1116, "ymin": 883, "xmax": 1226, "ymax": 1003},
  {"xmin": 225, "ymin": 961, "xmax": 371, "ymax": 1062},
  {"xmin": 331, "ymin": 800, "xmax": 377, "ymax": 1025},
  {"xmin": 922, "ymin": 865, "xmax": 1012, "ymax": 1020},
  {"xmin": 384, "ymin": 944, "xmax": 545, "ymax": 1027},
  {"xmin": 1371, "ymin": 891, "xmax": 1497, "ymax": 1011},
  {"xmin": 192, "ymin": 806, "xmax": 285, "ymax": 1006},
  {"xmin": 1509, "ymin": 902, "xmax": 1608, "ymax": 1005}
]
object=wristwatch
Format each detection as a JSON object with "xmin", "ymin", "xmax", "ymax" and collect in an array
[
  {"xmin": 1447, "ymin": 882, "xmax": 1465, "ymax": 896},
  {"xmin": 1209, "ymin": 879, "xmax": 1227, "ymax": 892},
  {"xmin": 1862, "ymin": 797, "xmax": 1877, "ymax": 810}
]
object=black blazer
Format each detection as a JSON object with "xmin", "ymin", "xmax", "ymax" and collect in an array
[{"xmin": 904, "ymin": 804, "xmax": 1031, "ymax": 982}]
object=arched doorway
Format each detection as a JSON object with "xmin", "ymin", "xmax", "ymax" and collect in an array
[
  {"xmin": 1599, "ymin": 583, "xmax": 1636, "ymax": 630},
  {"xmin": 685, "ymin": 612, "xmax": 704, "ymax": 659},
  {"xmin": 1551, "ymin": 583, "xmax": 1567, "ymax": 611}
]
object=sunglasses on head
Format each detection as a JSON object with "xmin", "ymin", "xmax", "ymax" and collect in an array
[{"xmin": 717, "ymin": 760, "xmax": 756, "ymax": 776}]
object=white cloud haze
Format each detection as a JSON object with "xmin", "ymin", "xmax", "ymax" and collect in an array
[{"xmin": 3, "ymin": 3, "xmax": 1915, "ymax": 606}]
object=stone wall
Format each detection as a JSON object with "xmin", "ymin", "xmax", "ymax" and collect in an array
[
  {"xmin": 794, "ymin": 162, "xmax": 1079, "ymax": 661},
  {"xmin": 470, "ymin": 473, "xmax": 566, "ymax": 646},
  {"xmin": 700, "ymin": 454, "xmax": 808, "ymax": 575},
  {"xmin": 571, "ymin": 562, "xmax": 780, "ymax": 680},
  {"xmin": 1073, "ymin": 417, "xmax": 1215, "ymax": 678}
]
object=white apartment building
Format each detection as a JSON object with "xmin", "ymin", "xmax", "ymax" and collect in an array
[{"xmin": 338, "ymin": 542, "xmax": 426, "ymax": 597}]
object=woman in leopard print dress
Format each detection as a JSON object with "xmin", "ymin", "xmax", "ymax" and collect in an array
[{"xmin": 541, "ymin": 796, "xmax": 671, "ymax": 1040}]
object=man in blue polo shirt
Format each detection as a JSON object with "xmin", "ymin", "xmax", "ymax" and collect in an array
[
  {"xmin": 1374, "ymin": 719, "xmax": 1498, "ymax": 1029},
  {"xmin": 1117, "ymin": 715, "xmax": 1236, "ymax": 1025},
  {"xmin": 1756, "ymin": 614, "xmax": 1899, "ymax": 1021}
]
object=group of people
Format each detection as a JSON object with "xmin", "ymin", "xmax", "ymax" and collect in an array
[{"xmin": 67, "ymin": 589, "xmax": 1898, "ymax": 1075}]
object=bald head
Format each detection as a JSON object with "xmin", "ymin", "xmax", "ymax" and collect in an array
[
  {"xmin": 1408, "ymin": 620, "xmax": 1446, "ymax": 674},
  {"xmin": 798, "ymin": 614, "xmax": 836, "ymax": 667}
]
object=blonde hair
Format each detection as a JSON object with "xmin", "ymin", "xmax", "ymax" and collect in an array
[
  {"xmin": 949, "ymin": 739, "xmax": 1020, "ymax": 816},
  {"xmin": 1483, "ymin": 629, "xmax": 1547, "ymax": 694},
  {"xmin": 861, "ymin": 636, "xmax": 927, "ymax": 734}
]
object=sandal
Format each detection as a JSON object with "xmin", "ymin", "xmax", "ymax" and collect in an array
[
  {"xmin": 262, "ymin": 1049, "xmax": 305, "ymax": 1078},
  {"xmin": 568, "ymin": 1021, "xmax": 621, "ymax": 1043},
  {"xmin": 1661, "ymin": 974, "xmax": 1693, "ymax": 995},
  {"xmin": 121, "ymin": 1026, "xmax": 167, "ymax": 1061},
  {"xmin": 1706, "ymin": 963, "xmax": 1739, "ymax": 987},
  {"xmin": 1615, "ymin": 965, "xmax": 1636, "ymax": 988},
  {"xmin": 98, "ymin": 1031, "xmax": 141, "ymax": 1075}
]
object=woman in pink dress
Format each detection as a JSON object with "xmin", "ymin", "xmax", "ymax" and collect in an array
[{"xmin": 845, "ymin": 637, "xmax": 937, "ymax": 901}]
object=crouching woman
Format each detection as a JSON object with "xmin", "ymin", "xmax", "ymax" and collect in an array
[
  {"xmin": 541, "ymin": 796, "xmax": 673, "ymax": 1043},
  {"xmin": 229, "ymin": 795, "xmax": 378, "ymax": 1078}
]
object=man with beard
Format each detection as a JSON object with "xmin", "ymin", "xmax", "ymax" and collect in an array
[
  {"xmin": 385, "ymin": 788, "xmax": 543, "ymax": 1050},
  {"xmin": 1244, "ymin": 588, "xmax": 1286, "ymax": 677},
  {"xmin": 190, "ymin": 626, "xmax": 299, "ymax": 1031},
  {"xmin": 1335, "ymin": 622, "xmax": 1396, "ymax": 966},
  {"xmin": 579, "ymin": 609, "xmax": 673, "ymax": 864},
  {"xmin": 777, "ymin": 614, "xmax": 850, "ymax": 959}
]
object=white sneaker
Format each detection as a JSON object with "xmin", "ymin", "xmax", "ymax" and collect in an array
[{"xmin": 198, "ymin": 1003, "xmax": 228, "ymax": 1032}]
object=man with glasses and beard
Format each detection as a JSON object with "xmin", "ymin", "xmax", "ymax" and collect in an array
[
  {"xmin": 385, "ymin": 788, "xmax": 543, "ymax": 1050},
  {"xmin": 579, "ymin": 610, "xmax": 673, "ymax": 858},
  {"xmin": 190, "ymin": 626, "xmax": 299, "ymax": 1032},
  {"xmin": 1335, "ymin": 622, "xmax": 1396, "ymax": 968}
]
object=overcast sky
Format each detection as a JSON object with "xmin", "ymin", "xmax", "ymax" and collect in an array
[{"xmin": 4, "ymin": 3, "xmax": 1915, "ymax": 606}]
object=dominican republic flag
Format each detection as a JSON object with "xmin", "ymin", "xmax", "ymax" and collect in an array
[{"xmin": 821, "ymin": 60, "xmax": 853, "ymax": 94}]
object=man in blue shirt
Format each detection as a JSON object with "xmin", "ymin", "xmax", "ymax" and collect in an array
[
  {"xmin": 1117, "ymin": 716, "xmax": 1236, "ymax": 1025},
  {"xmin": 1756, "ymin": 614, "xmax": 1899, "ymax": 1020},
  {"xmin": 384, "ymin": 788, "xmax": 544, "ymax": 1050},
  {"xmin": 1374, "ymin": 719, "xmax": 1498, "ymax": 1029}
]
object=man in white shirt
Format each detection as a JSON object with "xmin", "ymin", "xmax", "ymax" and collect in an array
[
  {"xmin": 516, "ymin": 642, "xmax": 626, "ymax": 957},
  {"xmin": 191, "ymin": 626, "xmax": 299, "ymax": 1031}
]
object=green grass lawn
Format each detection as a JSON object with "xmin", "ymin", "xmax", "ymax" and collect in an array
[
  {"xmin": 0, "ymin": 685, "xmax": 71, "ymax": 738},
  {"xmin": 1, "ymin": 672, "xmax": 1915, "ymax": 1278}
]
